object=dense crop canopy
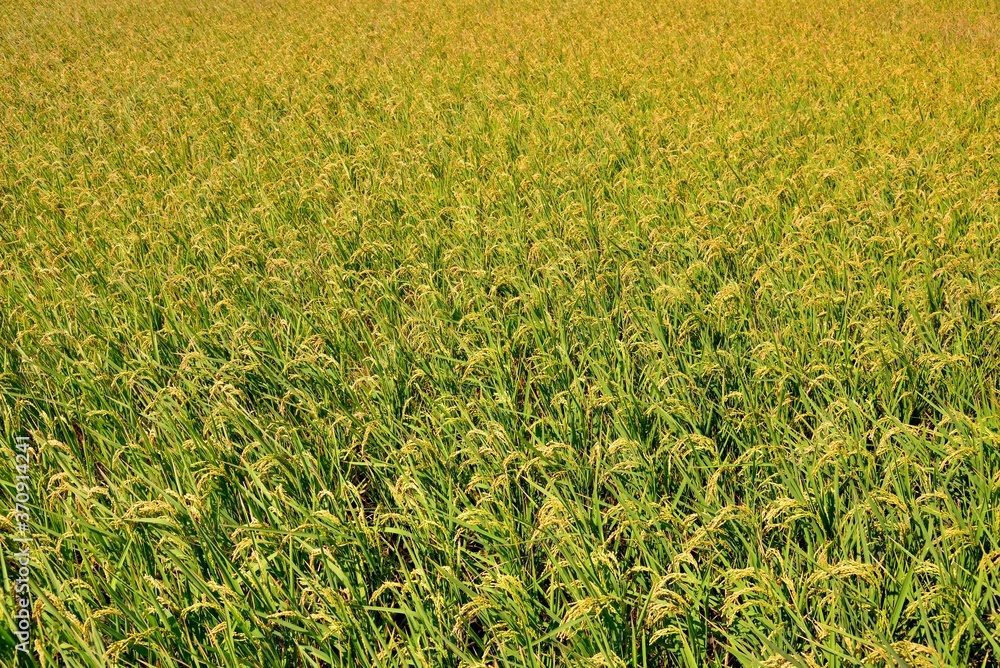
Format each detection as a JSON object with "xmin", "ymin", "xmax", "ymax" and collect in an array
[{"xmin": 2, "ymin": 0, "xmax": 1000, "ymax": 665}]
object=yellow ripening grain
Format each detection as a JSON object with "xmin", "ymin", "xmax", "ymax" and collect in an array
[{"xmin": 1, "ymin": 0, "xmax": 999, "ymax": 666}]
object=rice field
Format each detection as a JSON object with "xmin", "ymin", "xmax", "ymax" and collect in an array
[{"xmin": 2, "ymin": 0, "xmax": 1000, "ymax": 665}]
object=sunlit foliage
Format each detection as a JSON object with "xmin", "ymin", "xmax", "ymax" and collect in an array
[{"xmin": 2, "ymin": 0, "xmax": 1000, "ymax": 665}]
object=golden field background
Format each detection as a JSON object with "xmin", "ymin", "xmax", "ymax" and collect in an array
[{"xmin": 2, "ymin": 0, "xmax": 1000, "ymax": 665}]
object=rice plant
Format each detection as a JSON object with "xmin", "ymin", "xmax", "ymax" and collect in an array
[{"xmin": 1, "ymin": 0, "xmax": 1000, "ymax": 665}]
